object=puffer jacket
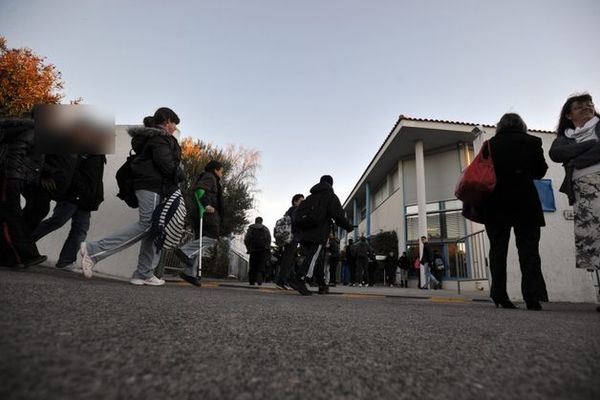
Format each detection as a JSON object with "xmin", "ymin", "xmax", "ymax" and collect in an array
[
  {"xmin": 0, "ymin": 119, "xmax": 44, "ymax": 182},
  {"xmin": 128, "ymin": 126, "xmax": 183, "ymax": 196},
  {"xmin": 296, "ymin": 182, "xmax": 353, "ymax": 244}
]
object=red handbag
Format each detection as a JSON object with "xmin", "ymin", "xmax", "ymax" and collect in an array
[{"xmin": 455, "ymin": 140, "xmax": 496, "ymax": 205}]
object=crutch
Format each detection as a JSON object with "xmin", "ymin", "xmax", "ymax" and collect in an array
[{"xmin": 194, "ymin": 188, "xmax": 206, "ymax": 279}]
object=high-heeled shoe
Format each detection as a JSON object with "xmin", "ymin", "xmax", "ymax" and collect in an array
[
  {"xmin": 526, "ymin": 301, "xmax": 542, "ymax": 311},
  {"xmin": 493, "ymin": 299, "xmax": 518, "ymax": 309}
]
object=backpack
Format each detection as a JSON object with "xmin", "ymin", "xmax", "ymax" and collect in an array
[
  {"xmin": 273, "ymin": 215, "xmax": 292, "ymax": 246},
  {"xmin": 116, "ymin": 151, "xmax": 138, "ymax": 208},
  {"xmin": 151, "ymin": 189, "xmax": 188, "ymax": 252},
  {"xmin": 248, "ymin": 227, "xmax": 270, "ymax": 250},
  {"xmin": 293, "ymin": 193, "xmax": 326, "ymax": 229}
]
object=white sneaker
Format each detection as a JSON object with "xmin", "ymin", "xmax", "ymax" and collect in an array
[
  {"xmin": 79, "ymin": 242, "xmax": 95, "ymax": 279},
  {"xmin": 130, "ymin": 276, "xmax": 165, "ymax": 286}
]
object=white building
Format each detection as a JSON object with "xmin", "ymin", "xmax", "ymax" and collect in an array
[{"xmin": 341, "ymin": 115, "xmax": 598, "ymax": 303}]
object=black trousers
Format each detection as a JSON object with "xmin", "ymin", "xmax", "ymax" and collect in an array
[
  {"xmin": 248, "ymin": 250, "xmax": 268, "ymax": 285},
  {"xmin": 329, "ymin": 256, "xmax": 339, "ymax": 284},
  {"xmin": 276, "ymin": 241, "xmax": 298, "ymax": 285},
  {"xmin": 0, "ymin": 177, "xmax": 42, "ymax": 265},
  {"xmin": 354, "ymin": 258, "xmax": 368, "ymax": 284},
  {"xmin": 297, "ymin": 242, "xmax": 326, "ymax": 286},
  {"xmin": 348, "ymin": 259, "xmax": 356, "ymax": 284},
  {"xmin": 485, "ymin": 224, "xmax": 548, "ymax": 303},
  {"xmin": 385, "ymin": 263, "xmax": 396, "ymax": 285}
]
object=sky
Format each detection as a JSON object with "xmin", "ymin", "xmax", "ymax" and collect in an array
[{"xmin": 2, "ymin": 0, "xmax": 599, "ymax": 232}]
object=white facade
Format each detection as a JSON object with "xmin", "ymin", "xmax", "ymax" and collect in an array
[{"xmin": 343, "ymin": 116, "xmax": 598, "ymax": 303}]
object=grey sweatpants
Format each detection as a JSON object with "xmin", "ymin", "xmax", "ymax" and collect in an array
[
  {"xmin": 86, "ymin": 190, "xmax": 161, "ymax": 280},
  {"xmin": 179, "ymin": 236, "xmax": 217, "ymax": 278}
]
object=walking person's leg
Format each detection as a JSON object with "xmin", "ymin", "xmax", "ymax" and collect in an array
[
  {"xmin": 178, "ymin": 236, "xmax": 217, "ymax": 286},
  {"xmin": 32, "ymin": 201, "xmax": 78, "ymax": 242},
  {"xmin": 248, "ymin": 253, "xmax": 256, "ymax": 285},
  {"xmin": 56, "ymin": 207, "xmax": 91, "ymax": 268},
  {"xmin": 276, "ymin": 241, "xmax": 296, "ymax": 287}
]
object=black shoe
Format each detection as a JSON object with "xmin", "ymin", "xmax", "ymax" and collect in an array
[
  {"xmin": 493, "ymin": 299, "xmax": 518, "ymax": 309},
  {"xmin": 174, "ymin": 248, "xmax": 191, "ymax": 266},
  {"xmin": 179, "ymin": 272, "xmax": 201, "ymax": 287},
  {"xmin": 292, "ymin": 279, "xmax": 312, "ymax": 296},
  {"xmin": 318, "ymin": 286, "xmax": 330, "ymax": 295},
  {"xmin": 526, "ymin": 301, "xmax": 542, "ymax": 311},
  {"xmin": 23, "ymin": 255, "xmax": 47, "ymax": 268},
  {"xmin": 275, "ymin": 282, "xmax": 289, "ymax": 290}
]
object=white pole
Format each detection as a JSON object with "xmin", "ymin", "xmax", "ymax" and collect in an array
[
  {"xmin": 415, "ymin": 140, "xmax": 427, "ymax": 288},
  {"xmin": 198, "ymin": 213, "xmax": 203, "ymax": 278}
]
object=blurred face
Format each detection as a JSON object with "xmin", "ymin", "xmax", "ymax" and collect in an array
[
  {"xmin": 214, "ymin": 167, "xmax": 224, "ymax": 178},
  {"xmin": 567, "ymin": 99, "xmax": 596, "ymax": 128}
]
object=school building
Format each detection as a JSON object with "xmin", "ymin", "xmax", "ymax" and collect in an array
[{"xmin": 341, "ymin": 115, "xmax": 599, "ymax": 303}]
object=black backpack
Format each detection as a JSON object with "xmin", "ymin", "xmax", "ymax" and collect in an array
[
  {"xmin": 293, "ymin": 193, "xmax": 326, "ymax": 229},
  {"xmin": 116, "ymin": 150, "xmax": 139, "ymax": 208}
]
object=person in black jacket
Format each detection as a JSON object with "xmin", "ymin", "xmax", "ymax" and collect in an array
[
  {"xmin": 398, "ymin": 251, "xmax": 411, "ymax": 288},
  {"xmin": 481, "ymin": 113, "xmax": 549, "ymax": 310},
  {"xmin": 291, "ymin": 175, "xmax": 353, "ymax": 295},
  {"xmin": 33, "ymin": 154, "xmax": 106, "ymax": 268},
  {"xmin": 176, "ymin": 160, "xmax": 224, "ymax": 287},
  {"xmin": 244, "ymin": 217, "xmax": 272, "ymax": 286},
  {"xmin": 80, "ymin": 107, "xmax": 183, "ymax": 286},
  {"xmin": 0, "ymin": 118, "xmax": 47, "ymax": 267},
  {"xmin": 275, "ymin": 193, "xmax": 304, "ymax": 290}
]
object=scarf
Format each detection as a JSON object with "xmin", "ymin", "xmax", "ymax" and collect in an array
[{"xmin": 564, "ymin": 116, "xmax": 599, "ymax": 143}]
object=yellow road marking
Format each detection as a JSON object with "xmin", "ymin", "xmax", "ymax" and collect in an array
[{"xmin": 430, "ymin": 296, "xmax": 470, "ymax": 303}]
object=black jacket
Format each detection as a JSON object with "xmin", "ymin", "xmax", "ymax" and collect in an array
[
  {"xmin": 244, "ymin": 223, "xmax": 272, "ymax": 253},
  {"xmin": 398, "ymin": 255, "xmax": 411, "ymax": 270},
  {"xmin": 189, "ymin": 171, "xmax": 224, "ymax": 239},
  {"xmin": 549, "ymin": 123, "xmax": 600, "ymax": 205},
  {"xmin": 129, "ymin": 127, "xmax": 183, "ymax": 196},
  {"xmin": 481, "ymin": 131, "xmax": 548, "ymax": 227},
  {"xmin": 1, "ymin": 119, "xmax": 44, "ymax": 182},
  {"xmin": 42, "ymin": 154, "xmax": 78, "ymax": 198},
  {"xmin": 353, "ymin": 239, "xmax": 372, "ymax": 260},
  {"xmin": 420, "ymin": 243, "xmax": 434, "ymax": 265},
  {"xmin": 296, "ymin": 182, "xmax": 353, "ymax": 244},
  {"xmin": 285, "ymin": 205, "xmax": 300, "ymax": 240},
  {"xmin": 64, "ymin": 155, "xmax": 106, "ymax": 211}
]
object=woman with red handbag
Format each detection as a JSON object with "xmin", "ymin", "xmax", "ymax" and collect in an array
[{"xmin": 480, "ymin": 113, "xmax": 549, "ymax": 310}]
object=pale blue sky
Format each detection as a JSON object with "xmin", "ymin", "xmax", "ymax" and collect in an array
[{"xmin": 2, "ymin": 0, "xmax": 599, "ymax": 230}]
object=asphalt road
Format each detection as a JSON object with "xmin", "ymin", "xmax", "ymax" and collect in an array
[{"xmin": 1, "ymin": 267, "xmax": 599, "ymax": 400}]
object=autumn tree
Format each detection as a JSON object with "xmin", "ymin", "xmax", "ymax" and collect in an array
[
  {"xmin": 180, "ymin": 137, "xmax": 260, "ymax": 237},
  {"xmin": 0, "ymin": 36, "xmax": 65, "ymax": 118}
]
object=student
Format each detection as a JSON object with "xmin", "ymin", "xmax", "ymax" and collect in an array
[
  {"xmin": 292, "ymin": 175, "xmax": 353, "ymax": 295},
  {"xmin": 275, "ymin": 193, "xmax": 304, "ymax": 290},
  {"xmin": 353, "ymin": 236, "xmax": 371, "ymax": 287},
  {"xmin": 79, "ymin": 107, "xmax": 183, "ymax": 286},
  {"xmin": 398, "ymin": 251, "xmax": 411, "ymax": 288},
  {"xmin": 419, "ymin": 236, "xmax": 439, "ymax": 290},
  {"xmin": 176, "ymin": 160, "xmax": 224, "ymax": 287},
  {"xmin": 33, "ymin": 154, "xmax": 106, "ymax": 269},
  {"xmin": 244, "ymin": 217, "xmax": 272, "ymax": 286}
]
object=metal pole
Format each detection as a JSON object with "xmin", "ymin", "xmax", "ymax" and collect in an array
[{"xmin": 198, "ymin": 213, "xmax": 203, "ymax": 278}]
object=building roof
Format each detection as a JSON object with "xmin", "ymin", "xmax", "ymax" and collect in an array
[{"xmin": 341, "ymin": 114, "xmax": 555, "ymax": 210}]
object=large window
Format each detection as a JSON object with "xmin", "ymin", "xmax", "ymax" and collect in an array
[{"xmin": 405, "ymin": 200, "xmax": 465, "ymax": 242}]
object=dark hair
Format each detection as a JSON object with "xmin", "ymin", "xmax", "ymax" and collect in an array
[
  {"xmin": 421, "ymin": 236, "xmax": 427, "ymax": 240},
  {"xmin": 255, "ymin": 217, "xmax": 263, "ymax": 224},
  {"xmin": 320, "ymin": 175, "xmax": 334, "ymax": 186},
  {"xmin": 143, "ymin": 107, "xmax": 180, "ymax": 128},
  {"xmin": 292, "ymin": 194, "xmax": 304, "ymax": 205},
  {"xmin": 556, "ymin": 93, "xmax": 597, "ymax": 136},
  {"xmin": 204, "ymin": 160, "xmax": 223, "ymax": 173},
  {"xmin": 496, "ymin": 113, "xmax": 527, "ymax": 135}
]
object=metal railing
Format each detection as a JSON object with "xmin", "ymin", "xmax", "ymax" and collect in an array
[{"xmin": 453, "ymin": 230, "xmax": 490, "ymax": 294}]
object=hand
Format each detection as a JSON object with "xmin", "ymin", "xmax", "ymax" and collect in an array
[
  {"xmin": 205, "ymin": 205, "xmax": 216, "ymax": 214},
  {"xmin": 40, "ymin": 178, "xmax": 57, "ymax": 192}
]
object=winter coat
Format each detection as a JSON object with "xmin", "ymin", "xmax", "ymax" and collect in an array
[
  {"xmin": 128, "ymin": 126, "xmax": 183, "ymax": 196},
  {"xmin": 42, "ymin": 154, "xmax": 79, "ymax": 198},
  {"xmin": 189, "ymin": 171, "xmax": 224, "ymax": 239},
  {"xmin": 296, "ymin": 182, "xmax": 353, "ymax": 244},
  {"xmin": 353, "ymin": 240, "xmax": 372, "ymax": 260},
  {"xmin": 0, "ymin": 119, "xmax": 44, "ymax": 183},
  {"xmin": 398, "ymin": 255, "xmax": 411, "ymax": 270},
  {"xmin": 244, "ymin": 223, "xmax": 272, "ymax": 254},
  {"xmin": 481, "ymin": 131, "xmax": 548, "ymax": 227},
  {"xmin": 63, "ymin": 154, "xmax": 106, "ymax": 211},
  {"xmin": 420, "ymin": 243, "xmax": 434, "ymax": 266},
  {"xmin": 549, "ymin": 123, "xmax": 600, "ymax": 205}
]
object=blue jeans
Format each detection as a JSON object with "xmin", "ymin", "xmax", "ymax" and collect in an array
[{"xmin": 33, "ymin": 201, "xmax": 91, "ymax": 267}]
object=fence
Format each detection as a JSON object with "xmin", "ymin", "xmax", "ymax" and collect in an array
[{"xmin": 452, "ymin": 230, "xmax": 490, "ymax": 294}]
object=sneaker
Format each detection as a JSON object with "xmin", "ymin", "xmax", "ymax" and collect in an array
[
  {"xmin": 79, "ymin": 242, "xmax": 95, "ymax": 279},
  {"xmin": 358, "ymin": 283, "xmax": 363, "ymax": 287},
  {"xmin": 179, "ymin": 272, "xmax": 201, "ymax": 287},
  {"xmin": 292, "ymin": 279, "xmax": 312, "ymax": 296},
  {"xmin": 130, "ymin": 276, "xmax": 165, "ymax": 286},
  {"xmin": 23, "ymin": 255, "xmax": 47, "ymax": 268}
]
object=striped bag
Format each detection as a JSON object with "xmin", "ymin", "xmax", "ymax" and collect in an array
[{"xmin": 151, "ymin": 189, "xmax": 187, "ymax": 252}]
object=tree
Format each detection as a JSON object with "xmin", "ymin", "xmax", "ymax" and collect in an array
[
  {"xmin": 0, "ymin": 36, "xmax": 65, "ymax": 118},
  {"xmin": 179, "ymin": 137, "xmax": 260, "ymax": 237}
]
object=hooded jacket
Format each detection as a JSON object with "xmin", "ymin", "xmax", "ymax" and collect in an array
[
  {"xmin": 244, "ymin": 223, "xmax": 272, "ymax": 253},
  {"xmin": 0, "ymin": 118, "xmax": 44, "ymax": 182},
  {"xmin": 296, "ymin": 181, "xmax": 353, "ymax": 244},
  {"xmin": 128, "ymin": 126, "xmax": 183, "ymax": 196}
]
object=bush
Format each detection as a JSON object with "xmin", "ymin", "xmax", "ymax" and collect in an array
[{"xmin": 370, "ymin": 231, "xmax": 398, "ymax": 260}]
